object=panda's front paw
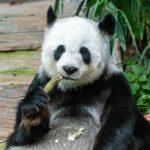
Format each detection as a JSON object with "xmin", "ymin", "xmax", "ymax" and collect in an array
[
  {"xmin": 21, "ymin": 87, "xmax": 49, "ymax": 127},
  {"xmin": 7, "ymin": 87, "xmax": 51, "ymax": 146}
]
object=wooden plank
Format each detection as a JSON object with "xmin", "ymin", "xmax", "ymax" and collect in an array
[
  {"xmin": 0, "ymin": 50, "xmax": 39, "ymax": 137},
  {"xmin": 0, "ymin": 32, "xmax": 43, "ymax": 51},
  {"xmin": 0, "ymin": 0, "xmax": 76, "ymax": 51},
  {"xmin": 0, "ymin": 0, "xmax": 41, "ymax": 3},
  {"xmin": 0, "ymin": 16, "xmax": 45, "ymax": 34},
  {"xmin": 0, "ymin": 0, "xmax": 50, "ymax": 51},
  {"xmin": 0, "ymin": 0, "xmax": 53, "ymax": 18},
  {"xmin": 0, "ymin": 50, "xmax": 40, "ymax": 83},
  {"xmin": 0, "ymin": 83, "xmax": 28, "ymax": 138}
]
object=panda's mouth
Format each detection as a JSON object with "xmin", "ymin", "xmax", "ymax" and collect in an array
[{"xmin": 62, "ymin": 75, "xmax": 77, "ymax": 81}]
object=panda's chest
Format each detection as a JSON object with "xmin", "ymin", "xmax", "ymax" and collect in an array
[
  {"xmin": 50, "ymin": 104, "xmax": 102, "ymax": 125},
  {"xmin": 47, "ymin": 105, "xmax": 102, "ymax": 150},
  {"xmin": 46, "ymin": 88, "xmax": 104, "ymax": 150},
  {"xmin": 49, "ymin": 87, "xmax": 104, "ymax": 126}
]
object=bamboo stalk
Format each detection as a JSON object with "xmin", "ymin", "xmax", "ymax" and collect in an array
[{"xmin": 44, "ymin": 74, "xmax": 62, "ymax": 94}]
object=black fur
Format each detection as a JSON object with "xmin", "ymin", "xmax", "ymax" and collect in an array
[
  {"xmin": 99, "ymin": 14, "xmax": 116, "ymax": 35},
  {"xmin": 47, "ymin": 6, "xmax": 57, "ymax": 25},
  {"xmin": 54, "ymin": 45, "xmax": 65, "ymax": 61},
  {"xmin": 80, "ymin": 47, "xmax": 91, "ymax": 64},
  {"xmin": 6, "ymin": 70, "xmax": 150, "ymax": 149}
]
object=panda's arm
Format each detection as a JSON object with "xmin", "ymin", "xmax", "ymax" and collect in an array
[
  {"xmin": 7, "ymin": 72, "xmax": 50, "ymax": 147},
  {"xmin": 93, "ymin": 73, "xmax": 135, "ymax": 150}
]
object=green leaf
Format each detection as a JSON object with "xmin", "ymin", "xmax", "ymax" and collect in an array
[
  {"xmin": 118, "ymin": 9, "xmax": 139, "ymax": 53},
  {"xmin": 124, "ymin": 72, "xmax": 130, "ymax": 80},
  {"xmin": 131, "ymin": 82, "xmax": 140, "ymax": 95},
  {"xmin": 86, "ymin": 0, "xmax": 97, "ymax": 9},
  {"xmin": 146, "ymin": 109, "xmax": 150, "ymax": 114},
  {"xmin": 93, "ymin": 0, "xmax": 105, "ymax": 18},
  {"xmin": 142, "ymin": 83, "xmax": 150, "ymax": 90},
  {"xmin": 139, "ymin": 65, "xmax": 148, "ymax": 74},
  {"xmin": 138, "ymin": 75, "xmax": 147, "ymax": 82},
  {"xmin": 139, "ymin": 90, "xmax": 145, "ymax": 96},
  {"xmin": 125, "ymin": 72, "xmax": 137, "ymax": 82},
  {"xmin": 129, "ymin": 74, "xmax": 137, "ymax": 82},
  {"xmin": 137, "ymin": 98, "xmax": 145, "ymax": 106},
  {"xmin": 118, "ymin": 0, "xmax": 141, "ymax": 39},
  {"xmin": 147, "ymin": 59, "xmax": 150, "ymax": 74},
  {"xmin": 106, "ymin": 2, "xmax": 138, "ymax": 53},
  {"xmin": 106, "ymin": 2, "xmax": 118, "ymax": 20},
  {"xmin": 54, "ymin": 0, "xmax": 64, "ymax": 15},
  {"xmin": 138, "ymin": 43, "xmax": 150, "ymax": 65},
  {"xmin": 75, "ymin": 0, "xmax": 86, "ymax": 16},
  {"xmin": 131, "ymin": 65, "xmax": 140, "ymax": 74},
  {"xmin": 116, "ymin": 21, "xmax": 126, "ymax": 51}
]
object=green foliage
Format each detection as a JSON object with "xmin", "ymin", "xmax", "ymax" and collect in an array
[
  {"xmin": 125, "ymin": 62, "xmax": 150, "ymax": 114},
  {"xmin": 138, "ymin": 42, "xmax": 150, "ymax": 72},
  {"xmin": 54, "ymin": 0, "xmax": 64, "ymax": 15},
  {"xmin": 74, "ymin": 0, "xmax": 150, "ymax": 52}
]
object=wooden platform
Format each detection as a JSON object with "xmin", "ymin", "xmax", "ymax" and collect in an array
[
  {"xmin": 0, "ymin": 1, "xmax": 48, "ymax": 51},
  {"xmin": 0, "ymin": 0, "xmax": 75, "ymax": 139},
  {"xmin": 0, "ymin": 83, "xmax": 28, "ymax": 137},
  {"xmin": 0, "ymin": 0, "xmax": 75, "ymax": 51}
]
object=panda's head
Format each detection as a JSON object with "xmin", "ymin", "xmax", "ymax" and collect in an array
[{"xmin": 41, "ymin": 7, "xmax": 116, "ymax": 90}]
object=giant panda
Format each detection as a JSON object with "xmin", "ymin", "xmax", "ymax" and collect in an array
[{"xmin": 6, "ymin": 6, "xmax": 150, "ymax": 150}]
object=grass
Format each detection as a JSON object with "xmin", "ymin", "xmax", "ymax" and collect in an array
[
  {"xmin": 0, "ymin": 69, "xmax": 36, "ymax": 76},
  {"xmin": 0, "ymin": 50, "xmax": 40, "ymax": 59},
  {"xmin": 0, "ymin": 50, "xmax": 39, "ymax": 76}
]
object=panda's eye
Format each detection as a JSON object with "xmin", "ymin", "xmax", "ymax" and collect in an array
[
  {"xmin": 80, "ymin": 47, "xmax": 91, "ymax": 64},
  {"xmin": 54, "ymin": 45, "xmax": 65, "ymax": 61}
]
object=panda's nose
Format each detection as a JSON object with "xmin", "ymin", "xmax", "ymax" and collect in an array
[{"xmin": 63, "ymin": 66, "xmax": 78, "ymax": 75}]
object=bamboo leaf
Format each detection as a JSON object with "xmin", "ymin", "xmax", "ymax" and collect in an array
[
  {"xmin": 86, "ymin": 0, "xmax": 97, "ymax": 9},
  {"xmin": 54, "ymin": 0, "xmax": 64, "ymax": 15},
  {"xmin": 138, "ymin": 43, "xmax": 150, "ymax": 65},
  {"xmin": 116, "ymin": 21, "xmax": 126, "ymax": 51},
  {"xmin": 118, "ymin": 9, "xmax": 139, "ymax": 53},
  {"xmin": 106, "ymin": 2, "xmax": 139, "ymax": 53},
  {"xmin": 75, "ymin": 0, "xmax": 86, "ymax": 16},
  {"xmin": 92, "ymin": 0, "xmax": 105, "ymax": 18}
]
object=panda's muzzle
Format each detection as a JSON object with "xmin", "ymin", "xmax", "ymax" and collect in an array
[
  {"xmin": 62, "ymin": 76, "xmax": 77, "ymax": 80},
  {"xmin": 62, "ymin": 66, "xmax": 78, "ymax": 75}
]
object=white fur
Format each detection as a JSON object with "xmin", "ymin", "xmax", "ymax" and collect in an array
[{"xmin": 41, "ymin": 16, "xmax": 116, "ymax": 91}]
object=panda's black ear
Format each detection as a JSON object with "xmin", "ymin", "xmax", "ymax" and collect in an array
[
  {"xmin": 47, "ymin": 6, "xmax": 57, "ymax": 25},
  {"xmin": 98, "ymin": 14, "xmax": 116, "ymax": 35}
]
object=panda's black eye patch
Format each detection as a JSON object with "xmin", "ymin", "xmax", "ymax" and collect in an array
[
  {"xmin": 80, "ymin": 47, "xmax": 91, "ymax": 64},
  {"xmin": 54, "ymin": 45, "xmax": 65, "ymax": 61}
]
